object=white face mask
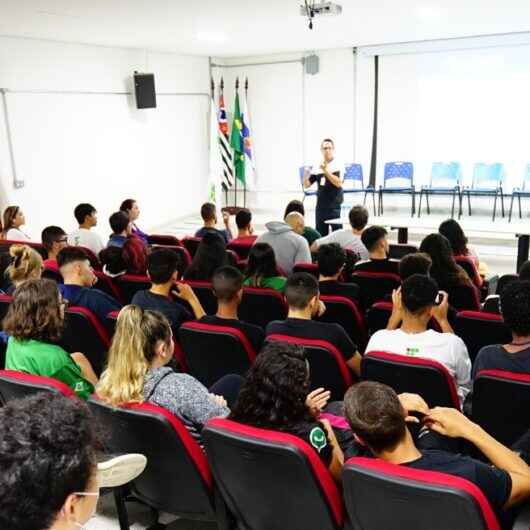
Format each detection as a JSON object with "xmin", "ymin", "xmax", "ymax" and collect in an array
[{"xmin": 71, "ymin": 491, "xmax": 99, "ymax": 529}]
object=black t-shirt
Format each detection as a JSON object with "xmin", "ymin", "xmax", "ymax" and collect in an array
[
  {"xmin": 288, "ymin": 421, "xmax": 333, "ymax": 466},
  {"xmin": 131, "ymin": 290, "xmax": 193, "ymax": 333},
  {"xmin": 354, "ymin": 258, "xmax": 400, "ymax": 275},
  {"xmin": 265, "ymin": 317, "xmax": 356, "ymax": 362},
  {"xmin": 199, "ymin": 315, "xmax": 265, "ymax": 354},
  {"xmin": 309, "ymin": 172, "xmax": 344, "ymax": 210},
  {"xmin": 195, "ymin": 226, "xmax": 231, "ymax": 244},
  {"xmin": 318, "ymin": 280, "xmax": 360, "ymax": 305},
  {"xmin": 473, "ymin": 344, "xmax": 530, "ymax": 379},
  {"xmin": 404, "ymin": 449, "xmax": 512, "ymax": 520}
]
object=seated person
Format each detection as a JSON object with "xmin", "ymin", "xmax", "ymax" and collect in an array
[
  {"xmin": 311, "ymin": 205, "xmax": 369, "ymax": 261},
  {"xmin": 5, "ymin": 244, "xmax": 42, "ymax": 294},
  {"xmin": 68, "ymin": 203, "xmax": 105, "ymax": 255},
  {"xmin": 41, "ymin": 226, "xmax": 68, "ymax": 270},
  {"xmin": 200, "ymin": 266, "xmax": 264, "ymax": 353},
  {"xmin": 231, "ymin": 208, "xmax": 257, "ymax": 245},
  {"xmin": 243, "ymin": 242, "xmax": 287, "ymax": 292},
  {"xmin": 0, "ymin": 393, "xmax": 147, "ymax": 530},
  {"xmin": 2, "ymin": 205, "xmax": 30, "ymax": 241},
  {"xmin": 57, "ymin": 247, "xmax": 122, "ymax": 326},
  {"xmin": 483, "ymin": 261, "xmax": 530, "ymax": 315},
  {"xmin": 107, "ymin": 211, "xmax": 132, "ymax": 248},
  {"xmin": 97, "ymin": 305, "xmax": 242, "ymax": 445},
  {"xmin": 195, "ymin": 202, "xmax": 232, "ymax": 243},
  {"xmin": 367, "ymin": 274, "xmax": 471, "ymax": 406},
  {"xmin": 284, "ymin": 199, "xmax": 321, "ymax": 247},
  {"xmin": 4, "ymin": 278, "xmax": 97, "ymax": 398},
  {"xmin": 399, "ymin": 252, "xmax": 432, "ymax": 281},
  {"xmin": 229, "ymin": 341, "xmax": 343, "ymax": 481},
  {"xmin": 474, "ymin": 280, "xmax": 530, "ymax": 378},
  {"xmin": 317, "ymin": 243, "xmax": 360, "ymax": 303},
  {"xmin": 120, "ymin": 198, "xmax": 149, "ymax": 244},
  {"xmin": 354, "ymin": 225, "xmax": 399, "ymax": 274},
  {"xmin": 266, "ymin": 272, "xmax": 362, "ymax": 376},
  {"xmin": 99, "ymin": 236, "xmax": 148, "ymax": 277},
  {"xmin": 184, "ymin": 231, "xmax": 231, "ymax": 281},
  {"xmin": 255, "ymin": 216, "xmax": 311, "ymax": 275},
  {"xmin": 132, "ymin": 247, "xmax": 205, "ymax": 333},
  {"xmin": 344, "ymin": 381, "xmax": 530, "ymax": 526}
]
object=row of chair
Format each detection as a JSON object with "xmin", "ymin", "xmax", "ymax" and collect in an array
[
  {"xmin": 0, "ymin": 367, "xmax": 527, "ymax": 529},
  {"xmin": 301, "ymin": 161, "xmax": 530, "ymax": 221}
]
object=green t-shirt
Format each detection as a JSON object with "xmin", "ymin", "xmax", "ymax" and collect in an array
[
  {"xmin": 303, "ymin": 226, "xmax": 322, "ymax": 246},
  {"xmin": 243, "ymin": 276, "xmax": 287, "ymax": 293},
  {"xmin": 5, "ymin": 338, "xmax": 94, "ymax": 399}
]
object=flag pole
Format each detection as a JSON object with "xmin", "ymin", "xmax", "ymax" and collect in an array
[
  {"xmin": 234, "ymin": 76, "xmax": 239, "ymax": 209},
  {"xmin": 244, "ymin": 77, "xmax": 249, "ymax": 208}
]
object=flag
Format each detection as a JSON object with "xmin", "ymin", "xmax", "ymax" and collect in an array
[
  {"xmin": 230, "ymin": 89, "xmax": 246, "ymax": 185},
  {"xmin": 241, "ymin": 81, "xmax": 255, "ymax": 189},
  {"xmin": 208, "ymin": 97, "xmax": 223, "ymax": 207},
  {"xmin": 218, "ymin": 90, "xmax": 234, "ymax": 190}
]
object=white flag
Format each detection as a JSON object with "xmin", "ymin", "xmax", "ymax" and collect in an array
[
  {"xmin": 241, "ymin": 88, "xmax": 255, "ymax": 190},
  {"xmin": 208, "ymin": 97, "xmax": 223, "ymax": 209}
]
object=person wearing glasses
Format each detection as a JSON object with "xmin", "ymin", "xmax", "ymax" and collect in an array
[
  {"xmin": 303, "ymin": 138, "xmax": 344, "ymax": 236},
  {"xmin": 4, "ymin": 278, "xmax": 97, "ymax": 399},
  {"xmin": 41, "ymin": 226, "xmax": 68, "ymax": 270}
]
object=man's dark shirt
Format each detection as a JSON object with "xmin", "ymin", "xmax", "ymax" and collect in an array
[
  {"xmin": 309, "ymin": 172, "xmax": 344, "ymax": 210},
  {"xmin": 318, "ymin": 279, "xmax": 360, "ymax": 305},
  {"xmin": 266, "ymin": 317, "xmax": 356, "ymax": 362},
  {"xmin": 473, "ymin": 345, "xmax": 530, "ymax": 380},
  {"xmin": 199, "ymin": 315, "xmax": 265, "ymax": 354},
  {"xmin": 195, "ymin": 226, "xmax": 231, "ymax": 244},
  {"xmin": 354, "ymin": 258, "xmax": 400, "ymax": 275}
]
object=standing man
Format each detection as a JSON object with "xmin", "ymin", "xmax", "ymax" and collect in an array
[{"xmin": 303, "ymin": 138, "xmax": 343, "ymax": 236}]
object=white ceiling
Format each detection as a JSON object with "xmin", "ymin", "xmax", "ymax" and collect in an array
[{"xmin": 1, "ymin": 0, "xmax": 530, "ymax": 57}]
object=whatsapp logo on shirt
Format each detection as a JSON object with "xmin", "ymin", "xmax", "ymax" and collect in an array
[{"xmin": 309, "ymin": 426, "xmax": 328, "ymax": 453}]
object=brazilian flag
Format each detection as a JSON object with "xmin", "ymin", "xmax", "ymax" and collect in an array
[{"xmin": 230, "ymin": 91, "xmax": 246, "ymax": 185}]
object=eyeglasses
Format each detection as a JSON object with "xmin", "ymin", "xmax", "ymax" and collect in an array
[
  {"xmin": 57, "ymin": 237, "xmax": 68, "ymax": 243},
  {"xmin": 74, "ymin": 491, "xmax": 100, "ymax": 498}
]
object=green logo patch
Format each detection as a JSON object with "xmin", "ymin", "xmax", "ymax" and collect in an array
[{"xmin": 309, "ymin": 427, "xmax": 327, "ymax": 453}]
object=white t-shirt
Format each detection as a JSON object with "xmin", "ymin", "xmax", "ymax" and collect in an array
[
  {"xmin": 309, "ymin": 159, "xmax": 343, "ymax": 185},
  {"xmin": 315, "ymin": 229, "xmax": 369, "ymax": 260},
  {"xmin": 366, "ymin": 328, "xmax": 471, "ymax": 406},
  {"xmin": 5, "ymin": 228, "xmax": 30, "ymax": 241},
  {"xmin": 68, "ymin": 228, "xmax": 105, "ymax": 256}
]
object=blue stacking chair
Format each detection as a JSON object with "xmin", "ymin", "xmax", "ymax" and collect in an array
[
  {"xmin": 378, "ymin": 161, "xmax": 415, "ymax": 216},
  {"xmin": 509, "ymin": 164, "xmax": 530, "ymax": 222},
  {"xmin": 418, "ymin": 162, "xmax": 461, "ymax": 218},
  {"xmin": 299, "ymin": 166, "xmax": 317, "ymax": 203},
  {"xmin": 343, "ymin": 163, "xmax": 377, "ymax": 214},
  {"xmin": 462, "ymin": 163, "xmax": 505, "ymax": 221}
]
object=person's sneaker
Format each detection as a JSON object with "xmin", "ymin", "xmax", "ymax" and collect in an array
[{"xmin": 97, "ymin": 453, "xmax": 147, "ymax": 488}]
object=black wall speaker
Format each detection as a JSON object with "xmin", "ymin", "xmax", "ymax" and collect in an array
[{"xmin": 134, "ymin": 72, "xmax": 156, "ymax": 109}]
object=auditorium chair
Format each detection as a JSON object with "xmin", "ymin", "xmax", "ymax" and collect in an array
[
  {"xmin": 453, "ymin": 311, "xmax": 511, "ymax": 364},
  {"xmin": 203, "ymin": 418, "xmax": 344, "ymax": 530},
  {"xmin": 509, "ymin": 163, "xmax": 530, "ymax": 222},
  {"xmin": 239, "ymin": 287, "xmax": 288, "ymax": 329},
  {"xmin": 184, "ymin": 280, "xmax": 217, "ymax": 314},
  {"xmin": 293, "ymin": 262, "xmax": 319, "ymax": 278},
  {"xmin": 462, "ymin": 162, "xmax": 505, "ymax": 221},
  {"xmin": 226, "ymin": 239, "xmax": 255, "ymax": 260},
  {"xmin": 318, "ymin": 294, "xmax": 368, "ymax": 352},
  {"xmin": 446, "ymin": 283, "xmax": 481, "ymax": 312},
  {"xmin": 114, "ymin": 274, "xmax": 151, "ymax": 304},
  {"xmin": 179, "ymin": 322, "xmax": 256, "ymax": 387},
  {"xmin": 418, "ymin": 161, "xmax": 462, "ymax": 218},
  {"xmin": 147, "ymin": 243, "xmax": 192, "ymax": 270},
  {"xmin": 343, "ymin": 457, "xmax": 501, "ymax": 530},
  {"xmin": 267, "ymin": 334, "xmax": 353, "ymax": 400},
  {"xmin": 182, "ymin": 236, "xmax": 202, "ymax": 258},
  {"xmin": 473, "ymin": 370, "xmax": 530, "ymax": 447},
  {"xmin": 496, "ymin": 273, "xmax": 518, "ymax": 294},
  {"xmin": 61, "ymin": 306, "xmax": 111, "ymax": 376},
  {"xmin": 42, "ymin": 267, "xmax": 63, "ymax": 283},
  {"xmin": 93, "ymin": 271, "xmax": 124, "ymax": 304},
  {"xmin": 455, "ymin": 255, "xmax": 482, "ymax": 289},
  {"xmin": 378, "ymin": 161, "xmax": 415, "ymax": 217},
  {"xmin": 351, "ymin": 271, "xmax": 401, "ymax": 310},
  {"xmin": 88, "ymin": 397, "xmax": 226, "ymax": 529},
  {"xmin": 389, "ymin": 243, "xmax": 418, "ymax": 260},
  {"xmin": 0, "ymin": 369, "xmax": 76, "ymax": 404},
  {"xmin": 147, "ymin": 234, "xmax": 182, "ymax": 247},
  {"xmin": 343, "ymin": 162, "xmax": 377, "ymax": 215},
  {"xmin": 361, "ymin": 351, "xmax": 460, "ymax": 409},
  {"xmin": 0, "ymin": 239, "xmax": 47, "ymax": 259}
]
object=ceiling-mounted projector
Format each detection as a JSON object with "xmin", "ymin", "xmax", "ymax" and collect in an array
[{"xmin": 300, "ymin": 2, "xmax": 342, "ymax": 29}]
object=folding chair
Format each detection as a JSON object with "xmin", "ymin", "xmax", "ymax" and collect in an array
[
  {"xmin": 343, "ymin": 163, "xmax": 376, "ymax": 215},
  {"xmin": 509, "ymin": 163, "xmax": 530, "ymax": 221},
  {"xmin": 462, "ymin": 163, "xmax": 505, "ymax": 221},
  {"xmin": 378, "ymin": 162, "xmax": 415, "ymax": 216},
  {"xmin": 418, "ymin": 162, "xmax": 461, "ymax": 218}
]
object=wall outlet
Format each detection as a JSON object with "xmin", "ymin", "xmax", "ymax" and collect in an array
[{"xmin": 14, "ymin": 180, "xmax": 24, "ymax": 188}]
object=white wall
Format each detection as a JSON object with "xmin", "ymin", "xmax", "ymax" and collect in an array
[
  {"xmin": 0, "ymin": 36, "xmax": 211, "ymax": 241},
  {"xmin": 212, "ymin": 48, "xmax": 356, "ymax": 200}
]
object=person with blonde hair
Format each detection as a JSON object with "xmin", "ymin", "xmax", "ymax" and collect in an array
[
  {"xmin": 6, "ymin": 244, "xmax": 43, "ymax": 294},
  {"xmin": 96, "ymin": 305, "xmax": 242, "ymax": 445},
  {"xmin": 2, "ymin": 205, "xmax": 30, "ymax": 241}
]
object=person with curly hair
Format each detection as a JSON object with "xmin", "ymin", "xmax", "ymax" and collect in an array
[
  {"xmin": 229, "ymin": 341, "xmax": 343, "ymax": 481},
  {"xmin": 4, "ymin": 278, "xmax": 97, "ymax": 398},
  {"xmin": 0, "ymin": 393, "xmax": 147, "ymax": 530},
  {"xmin": 473, "ymin": 280, "xmax": 530, "ymax": 378},
  {"xmin": 5, "ymin": 243, "xmax": 43, "ymax": 294}
]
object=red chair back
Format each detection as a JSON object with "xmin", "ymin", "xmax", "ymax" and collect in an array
[
  {"xmin": 352, "ymin": 271, "xmax": 401, "ymax": 309},
  {"xmin": 293, "ymin": 262, "xmax": 319, "ymax": 278},
  {"xmin": 147, "ymin": 234, "xmax": 182, "ymax": 247},
  {"xmin": 239, "ymin": 287, "xmax": 288, "ymax": 328},
  {"xmin": 114, "ymin": 274, "xmax": 151, "ymax": 304},
  {"xmin": 182, "ymin": 237, "xmax": 202, "ymax": 258}
]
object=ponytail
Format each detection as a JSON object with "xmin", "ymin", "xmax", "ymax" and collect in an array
[{"xmin": 7, "ymin": 244, "xmax": 42, "ymax": 285}]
